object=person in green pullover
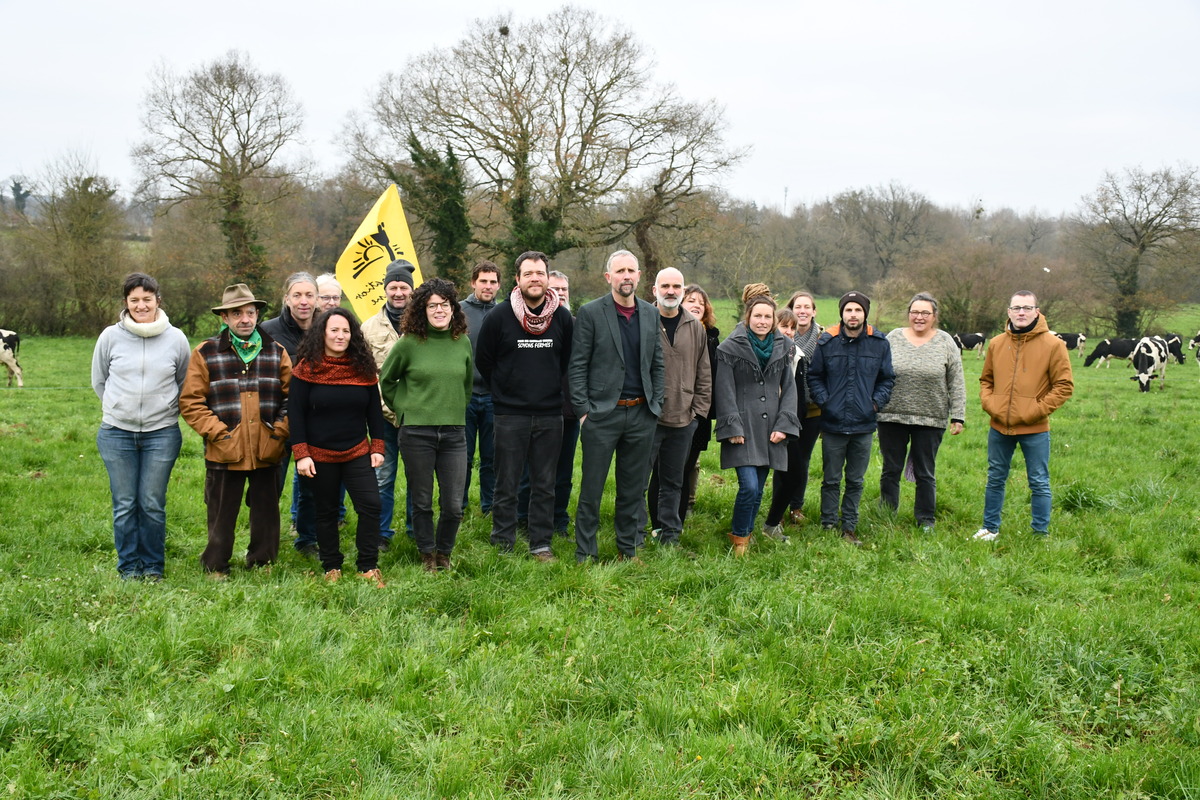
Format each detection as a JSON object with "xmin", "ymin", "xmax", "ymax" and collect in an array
[{"xmin": 379, "ymin": 278, "xmax": 474, "ymax": 572}]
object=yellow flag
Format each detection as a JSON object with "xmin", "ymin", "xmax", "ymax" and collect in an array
[{"xmin": 335, "ymin": 185, "xmax": 424, "ymax": 320}]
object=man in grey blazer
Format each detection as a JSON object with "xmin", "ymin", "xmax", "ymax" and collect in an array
[{"xmin": 568, "ymin": 250, "xmax": 665, "ymax": 563}]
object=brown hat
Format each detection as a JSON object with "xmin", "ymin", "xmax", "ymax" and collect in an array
[{"xmin": 211, "ymin": 284, "xmax": 268, "ymax": 316}]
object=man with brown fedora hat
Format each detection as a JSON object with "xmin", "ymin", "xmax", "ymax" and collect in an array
[{"xmin": 180, "ymin": 284, "xmax": 292, "ymax": 579}]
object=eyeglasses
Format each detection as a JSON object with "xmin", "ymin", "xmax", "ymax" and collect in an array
[
  {"xmin": 908, "ymin": 310, "xmax": 933, "ymax": 317},
  {"xmin": 318, "ymin": 295, "xmax": 341, "ymax": 303},
  {"xmin": 1008, "ymin": 305, "xmax": 1037, "ymax": 312},
  {"xmin": 427, "ymin": 301, "xmax": 452, "ymax": 311}
]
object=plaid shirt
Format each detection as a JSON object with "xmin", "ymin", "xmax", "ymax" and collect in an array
[{"xmin": 195, "ymin": 328, "xmax": 287, "ymax": 430}]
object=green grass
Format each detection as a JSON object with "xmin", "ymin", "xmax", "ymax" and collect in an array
[{"xmin": 1, "ymin": 336, "xmax": 1199, "ymax": 798}]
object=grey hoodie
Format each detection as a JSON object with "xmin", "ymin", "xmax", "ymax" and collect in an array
[{"xmin": 92, "ymin": 312, "xmax": 192, "ymax": 432}]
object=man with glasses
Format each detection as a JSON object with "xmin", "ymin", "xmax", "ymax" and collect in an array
[
  {"xmin": 316, "ymin": 274, "xmax": 344, "ymax": 314},
  {"xmin": 974, "ymin": 291, "xmax": 1073, "ymax": 542}
]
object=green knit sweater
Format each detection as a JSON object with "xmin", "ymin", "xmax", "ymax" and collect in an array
[{"xmin": 379, "ymin": 328, "xmax": 474, "ymax": 427}]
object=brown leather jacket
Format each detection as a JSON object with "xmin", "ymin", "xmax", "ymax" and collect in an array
[{"xmin": 980, "ymin": 315, "xmax": 1073, "ymax": 435}]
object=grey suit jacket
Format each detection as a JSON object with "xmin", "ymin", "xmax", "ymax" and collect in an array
[{"xmin": 568, "ymin": 294, "xmax": 665, "ymax": 420}]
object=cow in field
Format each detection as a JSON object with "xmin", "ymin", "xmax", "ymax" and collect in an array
[
  {"xmin": 1163, "ymin": 333, "xmax": 1186, "ymax": 365},
  {"xmin": 1130, "ymin": 336, "xmax": 1169, "ymax": 392},
  {"xmin": 1083, "ymin": 337, "xmax": 1136, "ymax": 368},
  {"xmin": 0, "ymin": 329, "xmax": 22, "ymax": 388},
  {"xmin": 1189, "ymin": 330, "xmax": 1200, "ymax": 378},
  {"xmin": 1051, "ymin": 331, "xmax": 1087, "ymax": 357},
  {"xmin": 953, "ymin": 332, "xmax": 986, "ymax": 358}
]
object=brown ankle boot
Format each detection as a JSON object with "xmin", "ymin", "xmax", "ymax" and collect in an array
[
  {"xmin": 727, "ymin": 532, "xmax": 750, "ymax": 557},
  {"xmin": 420, "ymin": 552, "xmax": 437, "ymax": 573},
  {"xmin": 435, "ymin": 552, "xmax": 451, "ymax": 571}
]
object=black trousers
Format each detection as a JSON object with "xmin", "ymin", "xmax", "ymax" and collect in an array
[
  {"xmin": 765, "ymin": 419, "xmax": 821, "ymax": 526},
  {"xmin": 306, "ymin": 454, "xmax": 382, "ymax": 573},
  {"xmin": 877, "ymin": 421, "xmax": 945, "ymax": 526}
]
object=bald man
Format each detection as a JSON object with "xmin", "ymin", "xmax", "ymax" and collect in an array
[{"xmin": 641, "ymin": 267, "xmax": 711, "ymax": 548}]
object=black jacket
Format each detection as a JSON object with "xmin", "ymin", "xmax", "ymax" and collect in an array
[{"xmin": 808, "ymin": 323, "xmax": 895, "ymax": 435}]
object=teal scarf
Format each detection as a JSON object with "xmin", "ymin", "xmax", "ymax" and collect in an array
[
  {"xmin": 749, "ymin": 331, "xmax": 774, "ymax": 370},
  {"xmin": 221, "ymin": 323, "xmax": 264, "ymax": 364}
]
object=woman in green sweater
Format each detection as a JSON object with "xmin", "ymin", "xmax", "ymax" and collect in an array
[
  {"xmin": 876, "ymin": 292, "xmax": 966, "ymax": 531},
  {"xmin": 380, "ymin": 278, "xmax": 474, "ymax": 572}
]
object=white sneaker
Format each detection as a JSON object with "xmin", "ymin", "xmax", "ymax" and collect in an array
[{"xmin": 972, "ymin": 528, "xmax": 999, "ymax": 541}]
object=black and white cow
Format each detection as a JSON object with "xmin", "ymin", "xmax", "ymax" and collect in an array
[
  {"xmin": 1130, "ymin": 336, "xmax": 1169, "ymax": 392},
  {"xmin": 1189, "ymin": 330, "xmax": 1200, "ymax": 378},
  {"xmin": 1083, "ymin": 337, "xmax": 1136, "ymax": 368},
  {"xmin": 1051, "ymin": 331, "xmax": 1087, "ymax": 357},
  {"xmin": 0, "ymin": 329, "xmax": 21, "ymax": 388},
  {"xmin": 953, "ymin": 332, "xmax": 986, "ymax": 358},
  {"xmin": 1162, "ymin": 333, "xmax": 1186, "ymax": 365}
]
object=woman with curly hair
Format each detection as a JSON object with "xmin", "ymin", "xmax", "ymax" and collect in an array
[
  {"xmin": 379, "ymin": 278, "xmax": 473, "ymax": 572},
  {"xmin": 290, "ymin": 307, "xmax": 388, "ymax": 587}
]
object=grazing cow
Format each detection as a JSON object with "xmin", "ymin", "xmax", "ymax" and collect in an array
[
  {"xmin": 1130, "ymin": 336, "xmax": 1169, "ymax": 392},
  {"xmin": 1083, "ymin": 337, "xmax": 1136, "ymax": 368},
  {"xmin": 953, "ymin": 332, "xmax": 986, "ymax": 358},
  {"xmin": 0, "ymin": 329, "xmax": 22, "ymax": 388},
  {"xmin": 1162, "ymin": 333, "xmax": 1186, "ymax": 365},
  {"xmin": 1051, "ymin": 331, "xmax": 1087, "ymax": 357}
]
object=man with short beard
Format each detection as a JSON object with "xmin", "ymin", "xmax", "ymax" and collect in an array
[
  {"xmin": 461, "ymin": 262, "xmax": 501, "ymax": 515},
  {"xmin": 568, "ymin": 250, "xmax": 665, "ymax": 563},
  {"xmin": 642, "ymin": 267, "xmax": 711, "ymax": 549},
  {"xmin": 475, "ymin": 252, "xmax": 574, "ymax": 561},
  {"xmin": 808, "ymin": 291, "xmax": 894, "ymax": 546},
  {"xmin": 361, "ymin": 259, "xmax": 416, "ymax": 550}
]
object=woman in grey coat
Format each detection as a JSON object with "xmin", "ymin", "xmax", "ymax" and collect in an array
[{"xmin": 714, "ymin": 295, "xmax": 801, "ymax": 555}]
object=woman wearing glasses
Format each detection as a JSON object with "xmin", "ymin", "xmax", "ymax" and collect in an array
[
  {"xmin": 379, "ymin": 278, "xmax": 474, "ymax": 572},
  {"xmin": 876, "ymin": 292, "xmax": 966, "ymax": 531}
]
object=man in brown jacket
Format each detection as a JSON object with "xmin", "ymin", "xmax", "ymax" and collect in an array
[
  {"xmin": 180, "ymin": 284, "xmax": 292, "ymax": 578},
  {"xmin": 974, "ymin": 291, "xmax": 1073, "ymax": 541},
  {"xmin": 641, "ymin": 267, "xmax": 712, "ymax": 548}
]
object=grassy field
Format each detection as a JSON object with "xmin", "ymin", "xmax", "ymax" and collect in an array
[{"xmin": 1, "ymin": 332, "xmax": 1199, "ymax": 799}]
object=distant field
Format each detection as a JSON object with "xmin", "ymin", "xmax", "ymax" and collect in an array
[{"xmin": 1, "ymin": 335, "xmax": 1198, "ymax": 798}]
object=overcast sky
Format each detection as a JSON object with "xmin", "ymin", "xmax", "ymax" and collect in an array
[{"xmin": 4, "ymin": 0, "xmax": 1197, "ymax": 217}]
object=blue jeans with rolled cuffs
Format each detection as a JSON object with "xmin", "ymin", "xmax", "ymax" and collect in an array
[
  {"xmin": 97, "ymin": 424, "xmax": 182, "ymax": 578},
  {"xmin": 983, "ymin": 429, "xmax": 1051, "ymax": 534}
]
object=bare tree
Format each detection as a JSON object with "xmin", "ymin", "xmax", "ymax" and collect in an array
[
  {"xmin": 1074, "ymin": 165, "xmax": 1200, "ymax": 337},
  {"xmin": 832, "ymin": 182, "xmax": 935, "ymax": 282},
  {"xmin": 133, "ymin": 50, "xmax": 304, "ymax": 294},
  {"xmin": 353, "ymin": 6, "xmax": 740, "ymax": 269}
]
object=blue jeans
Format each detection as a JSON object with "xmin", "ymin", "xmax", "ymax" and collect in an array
[
  {"xmin": 820, "ymin": 432, "xmax": 873, "ymax": 532},
  {"xmin": 375, "ymin": 420, "xmax": 400, "ymax": 539},
  {"xmin": 732, "ymin": 465, "xmax": 770, "ymax": 536},
  {"xmin": 463, "ymin": 393, "xmax": 495, "ymax": 513},
  {"xmin": 401, "ymin": 425, "xmax": 467, "ymax": 554},
  {"xmin": 984, "ymin": 429, "xmax": 1052, "ymax": 534},
  {"xmin": 97, "ymin": 424, "xmax": 182, "ymax": 578}
]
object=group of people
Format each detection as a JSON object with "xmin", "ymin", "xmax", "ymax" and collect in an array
[{"xmin": 89, "ymin": 250, "xmax": 1074, "ymax": 583}]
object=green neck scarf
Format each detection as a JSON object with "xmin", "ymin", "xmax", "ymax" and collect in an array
[
  {"xmin": 223, "ymin": 324, "xmax": 263, "ymax": 364},
  {"xmin": 749, "ymin": 330, "xmax": 774, "ymax": 370}
]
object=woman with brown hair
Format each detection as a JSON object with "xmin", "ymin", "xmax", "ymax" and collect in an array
[
  {"xmin": 290, "ymin": 307, "xmax": 387, "ymax": 587},
  {"xmin": 379, "ymin": 278, "xmax": 474, "ymax": 572}
]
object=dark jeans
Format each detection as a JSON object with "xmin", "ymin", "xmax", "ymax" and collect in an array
[
  {"xmin": 401, "ymin": 425, "xmax": 467, "ymax": 555},
  {"xmin": 820, "ymin": 431, "xmax": 873, "ymax": 532},
  {"xmin": 642, "ymin": 420, "xmax": 697, "ymax": 544},
  {"xmin": 575, "ymin": 404, "xmax": 657, "ymax": 560},
  {"xmin": 463, "ymin": 393, "xmax": 495, "ymax": 513},
  {"xmin": 201, "ymin": 467, "xmax": 281, "ymax": 573},
  {"xmin": 675, "ymin": 418, "xmax": 713, "ymax": 522},
  {"xmin": 877, "ymin": 421, "xmax": 945, "ymax": 526},
  {"xmin": 765, "ymin": 419, "xmax": 821, "ymax": 525},
  {"xmin": 518, "ymin": 417, "xmax": 580, "ymax": 533},
  {"xmin": 307, "ymin": 454, "xmax": 381, "ymax": 573},
  {"xmin": 492, "ymin": 414, "xmax": 563, "ymax": 552},
  {"xmin": 376, "ymin": 420, "xmax": 401, "ymax": 539},
  {"xmin": 97, "ymin": 424, "xmax": 182, "ymax": 578}
]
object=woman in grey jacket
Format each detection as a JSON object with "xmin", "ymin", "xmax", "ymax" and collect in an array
[
  {"xmin": 91, "ymin": 273, "xmax": 191, "ymax": 580},
  {"xmin": 714, "ymin": 295, "xmax": 801, "ymax": 555}
]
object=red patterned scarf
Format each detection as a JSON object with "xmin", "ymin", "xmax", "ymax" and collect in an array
[
  {"xmin": 292, "ymin": 355, "xmax": 377, "ymax": 386},
  {"xmin": 509, "ymin": 286, "xmax": 561, "ymax": 335}
]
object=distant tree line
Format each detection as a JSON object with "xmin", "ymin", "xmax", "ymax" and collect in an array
[{"xmin": 1, "ymin": 7, "xmax": 1197, "ymax": 337}]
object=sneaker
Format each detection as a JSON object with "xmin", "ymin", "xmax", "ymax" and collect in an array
[
  {"xmin": 762, "ymin": 524, "xmax": 790, "ymax": 543},
  {"xmin": 789, "ymin": 509, "xmax": 807, "ymax": 525},
  {"xmin": 358, "ymin": 568, "xmax": 385, "ymax": 588},
  {"xmin": 531, "ymin": 550, "xmax": 558, "ymax": 564},
  {"xmin": 841, "ymin": 530, "xmax": 863, "ymax": 547},
  {"xmin": 324, "ymin": 568, "xmax": 342, "ymax": 583},
  {"xmin": 920, "ymin": 525, "xmax": 935, "ymax": 534},
  {"xmin": 972, "ymin": 528, "xmax": 999, "ymax": 541}
]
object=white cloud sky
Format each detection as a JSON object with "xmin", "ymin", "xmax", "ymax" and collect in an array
[{"xmin": 3, "ymin": 0, "xmax": 1197, "ymax": 216}]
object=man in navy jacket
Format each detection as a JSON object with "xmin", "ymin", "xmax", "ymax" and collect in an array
[{"xmin": 808, "ymin": 291, "xmax": 894, "ymax": 545}]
